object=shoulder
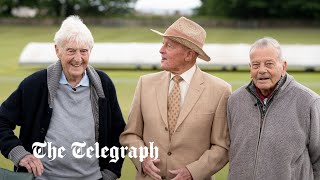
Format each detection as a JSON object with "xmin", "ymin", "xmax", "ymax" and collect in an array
[
  {"xmin": 286, "ymin": 77, "xmax": 319, "ymax": 102},
  {"xmin": 231, "ymin": 85, "xmax": 248, "ymax": 97},
  {"xmin": 228, "ymin": 85, "xmax": 248, "ymax": 103},
  {"xmin": 139, "ymin": 71, "xmax": 168, "ymax": 84},
  {"xmin": 20, "ymin": 69, "xmax": 47, "ymax": 87},
  {"xmin": 95, "ymin": 69, "xmax": 112, "ymax": 82},
  {"xmin": 93, "ymin": 69, "xmax": 117, "ymax": 96},
  {"xmin": 141, "ymin": 71, "xmax": 166, "ymax": 80},
  {"xmin": 200, "ymin": 70, "xmax": 231, "ymax": 90},
  {"xmin": 94, "ymin": 69, "xmax": 116, "ymax": 90}
]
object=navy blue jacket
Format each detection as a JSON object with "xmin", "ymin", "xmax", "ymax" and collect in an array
[{"xmin": 0, "ymin": 69, "xmax": 126, "ymax": 177}]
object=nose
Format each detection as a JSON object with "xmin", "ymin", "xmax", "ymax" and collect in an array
[
  {"xmin": 74, "ymin": 50, "xmax": 82, "ymax": 61},
  {"xmin": 159, "ymin": 44, "xmax": 165, "ymax": 54},
  {"xmin": 258, "ymin": 65, "xmax": 267, "ymax": 74}
]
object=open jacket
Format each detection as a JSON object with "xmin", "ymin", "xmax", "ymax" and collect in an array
[
  {"xmin": 120, "ymin": 66, "xmax": 231, "ymax": 180},
  {"xmin": 0, "ymin": 61, "xmax": 126, "ymax": 177}
]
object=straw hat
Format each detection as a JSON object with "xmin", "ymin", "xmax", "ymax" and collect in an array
[{"xmin": 151, "ymin": 17, "xmax": 211, "ymax": 61}]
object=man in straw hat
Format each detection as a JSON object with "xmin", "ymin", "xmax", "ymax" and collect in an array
[{"xmin": 120, "ymin": 17, "xmax": 231, "ymax": 180}]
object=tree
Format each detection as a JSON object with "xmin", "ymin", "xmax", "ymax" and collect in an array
[
  {"xmin": 0, "ymin": 0, "xmax": 136, "ymax": 17},
  {"xmin": 196, "ymin": 0, "xmax": 320, "ymax": 19},
  {"xmin": 196, "ymin": 0, "xmax": 231, "ymax": 17}
]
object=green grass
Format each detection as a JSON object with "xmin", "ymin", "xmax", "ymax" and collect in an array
[{"xmin": 0, "ymin": 25, "xmax": 320, "ymax": 179}]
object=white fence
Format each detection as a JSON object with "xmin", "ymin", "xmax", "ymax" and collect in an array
[{"xmin": 19, "ymin": 42, "xmax": 320, "ymax": 69}]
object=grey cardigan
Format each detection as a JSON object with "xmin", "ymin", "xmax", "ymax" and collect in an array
[{"xmin": 227, "ymin": 74, "xmax": 320, "ymax": 180}]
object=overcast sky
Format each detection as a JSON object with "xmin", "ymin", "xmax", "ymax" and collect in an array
[{"xmin": 134, "ymin": 0, "xmax": 201, "ymax": 15}]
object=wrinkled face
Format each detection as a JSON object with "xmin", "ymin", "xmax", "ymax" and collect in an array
[
  {"xmin": 55, "ymin": 40, "xmax": 91, "ymax": 83},
  {"xmin": 250, "ymin": 46, "xmax": 287, "ymax": 96},
  {"xmin": 159, "ymin": 37, "xmax": 189, "ymax": 74}
]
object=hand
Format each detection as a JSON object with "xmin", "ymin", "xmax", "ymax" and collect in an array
[
  {"xmin": 169, "ymin": 167, "xmax": 192, "ymax": 180},
  {"xmin": 142, "ymin": 157, "xmax": 161, "ymax": 180},
  {"xmin": 19, "ymin": 154, "xmax": 44, "ymax": 177}
]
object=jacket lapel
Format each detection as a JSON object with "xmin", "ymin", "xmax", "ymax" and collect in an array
[
  {"xmin": 156, "ymin": 71, "xmax": 171, "ymax": 127},
  {"xmin": 175, "ymin": 67, "xmax": 204, "ymax": 131}
]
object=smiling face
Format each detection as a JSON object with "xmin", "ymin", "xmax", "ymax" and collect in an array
[
  {"xmin": 159, "ymin": 37, "xmax": 196, "ymax": 75},
  {"xmin": 250, "ymin": 45, "xmax": 287, "ymax": 96},
  {"xmin": 55, "ymin": 40, "xmax": 91, "ymax": 87}
]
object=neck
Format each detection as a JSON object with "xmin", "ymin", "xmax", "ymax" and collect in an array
[
  {"xmin": 171, "ymin": 63, "xmax": 195, "ymax": 75},
  {"xmin": 66, "ymin": 74, "xmax": 83, "ymax": 88},
  {"xmin": 68, "ymin": 78, "xmax": 81, "ymax": 88},
  {"xmin": 260, "ymin": 89, "xmax": 273, "ymax": 97}
]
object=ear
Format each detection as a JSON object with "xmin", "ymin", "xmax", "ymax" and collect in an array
[
  {"xmin": 55, "ymin": 44, "xmax": 61, "ymax": 59},
  {"xmin": 282, "ymin": 60, "xmax": 287, "ymax": 75},
  {"xmin": 185, "ymin": 50, "xmax": 196, "ymax": 62}
]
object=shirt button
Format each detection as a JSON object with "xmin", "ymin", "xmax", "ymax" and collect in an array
[
  {"xmin": 167, "ymin": 152, "xmax": 172, "ymax": 156},
  {"xmin": 161, "ymin": 176, "xmax": 166, "ymax": 179}
]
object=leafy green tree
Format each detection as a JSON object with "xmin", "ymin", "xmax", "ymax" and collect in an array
[
  {"xmin": 196, "ymin": 0, "xmax": 320, "ymax": 19},
  {"xmin": 196, "ymin": 0, "xmax": 230, "ymax": 17},
  {"xmin": 0, "ymin": 0, "xmax": 19, "ymax": 16},
  {"xmin": 0, "ymin": 0, "xmax": 136, "ymax": 17}
]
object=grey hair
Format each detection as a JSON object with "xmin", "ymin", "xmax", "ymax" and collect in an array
[
  {"xmin": 249, "ymin": 37, "xmax": 283, "ymax": 61},
  {"xmin": 54, "ymin": 15, "xmax": 94, "ymax": 49}
]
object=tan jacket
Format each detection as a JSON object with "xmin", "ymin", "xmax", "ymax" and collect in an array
[{"xmin": 120, "ymin": 67, "xmax": 231, "ymax": 180}]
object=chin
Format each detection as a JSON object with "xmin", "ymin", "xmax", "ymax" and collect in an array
[
  {"xmin": 160, "ymin": 65, "xmax": 167, "ymax": 71},
  {"xmin": 258, "ymin": 86, "xmax": 271, "ymax": 91},
  {"xmin": 70, "ymin": 69, "xmax": 84, "ymax": 76}
]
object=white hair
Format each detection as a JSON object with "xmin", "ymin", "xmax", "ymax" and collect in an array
[
  {"xmin": 54, "ymin": 15, "xmax": 94, "ymax": 49},
  {"xmin": 250, "ymin": 37, "xmax": 283, "ymax": 61}
]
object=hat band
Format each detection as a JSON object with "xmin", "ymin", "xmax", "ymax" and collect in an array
[{"xmin": 164, "ymin": 28, "xmax": 203, "ymax": 48}]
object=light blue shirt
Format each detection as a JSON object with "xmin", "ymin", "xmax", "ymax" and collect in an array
[{"xmin": 59, "ymin": 71, "xmax": 89, "ymax": 90}]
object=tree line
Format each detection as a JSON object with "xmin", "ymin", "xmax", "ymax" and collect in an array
[
  {"xmin": 0, "ymin": 0, "xmax": 135, "ymax": 17},
  {"xmin": 0, "ymin": 0, "xmax": 319, "ymax": 19},
  {"xmin": 197, "ymin": 0, "xmax": 320, "ymax": 19}
]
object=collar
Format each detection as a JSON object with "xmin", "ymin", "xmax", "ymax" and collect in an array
[
  {"xmin": 170, "ymin": 64, "xmax": 196, "ymax": 84},
  {"xmin": 47, "ymin": 60, "xmax": 105, "ymax": 108},
  {"xmin": 247, "ymin": 74, "xmax": 287, "ymax": 103},
  {"xmin": 255, "ymin": 86, "xmax": 273, "ymax": 101},
  {"xmin": 59, "ymin": 70, "xmax": 89, "ymax": 88}
]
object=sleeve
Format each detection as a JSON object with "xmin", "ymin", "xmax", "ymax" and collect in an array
[
  {"xmin": 104, "ymin": 76, "xmax": 127, "ymax": 177},
  {"xmin": 8, "ymin": 145, "xmax": 31, "ymax": 166},
  {"xmin": 309, "ymin": 98, "xmax": 320, "ymax": 179},
  {"xmin": 101, "ymin": 169, "xmax": 118, "ymax": 180},
  {"xmin": 0, "ymin": 84, "xmax": 24, "ymax": 159},
  {"xmin": 186, "ymin": 85, "xmax": 232, "ymax": 179},
  {"xmin": 119, "ymin": 77, "xmax": 146, "ymax": 174},
  {"xmin": 227, "ymin": 94, "xmax": 233, "ymax": 132}
]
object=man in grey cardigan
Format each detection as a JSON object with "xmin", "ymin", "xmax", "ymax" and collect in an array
[{"xmin": 227, "ymin": 37, "xmax": 320, "ymax": 180}]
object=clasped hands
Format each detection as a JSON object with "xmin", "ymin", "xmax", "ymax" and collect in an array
[{"xmin": 142, "ymin": 157, "xmax": 192, "ymax": 180}]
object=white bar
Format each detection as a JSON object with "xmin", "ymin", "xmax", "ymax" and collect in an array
[{"xmin": 19, "ymin": 42, "xmax": 320, "ymax": 67}]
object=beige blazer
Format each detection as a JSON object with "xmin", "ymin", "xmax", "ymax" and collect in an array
[{"xmin": 120, "ymin": 67, "xmax": 231, "ymax": 180}]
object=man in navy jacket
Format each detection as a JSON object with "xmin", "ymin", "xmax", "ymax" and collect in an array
[{"xmin": 0, "ymin": 15, "xmax": 125, "ymax": 180}]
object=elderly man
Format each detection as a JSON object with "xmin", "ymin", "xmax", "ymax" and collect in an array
[
  {"xmin": 0, "ymin": 15, "xmax": 125, "ymax": 179},
  {"xmin": 120, "ymin": 17, "xmax": 231, "ymax": 180},
  {"xmin": 227, "ymin": 37, "xmax": 320, "ymax": 180}
]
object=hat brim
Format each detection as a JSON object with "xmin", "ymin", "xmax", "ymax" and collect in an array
[{"xmin": 151, "ymin": 29, "xmax": 211, "ymax": 61}]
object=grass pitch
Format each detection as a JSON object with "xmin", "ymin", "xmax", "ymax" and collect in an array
[{"xmin": 0, "ymin": 25, "xmax": 319, "ymax": 179}]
